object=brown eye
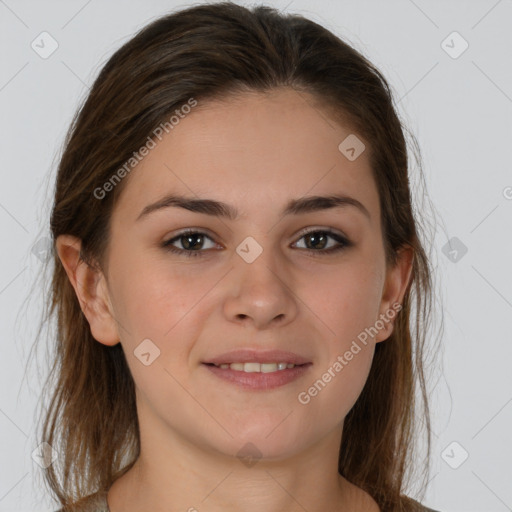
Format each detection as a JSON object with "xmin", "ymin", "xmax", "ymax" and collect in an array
[
  {"xmin": 162, "ymin": 230, "xmax": 217, "ymax": 258},
  {"xmin": 293, "ymin": 229, "xmax": 352, "ymax": 255}
]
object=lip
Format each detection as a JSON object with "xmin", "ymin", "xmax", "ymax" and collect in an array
[
  {"xmin": 202, "ymin": 349, "xmax": 311, "ymax": 366},
  {"xmin": 201, "ymin": 349, "xmax": 312, "ymax": 391},
  {"xmin": 203, "ymin": 363, "xmax": 312, "ymax": 390}
]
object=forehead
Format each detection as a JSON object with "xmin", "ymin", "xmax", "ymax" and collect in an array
[{"xmin": 112, "ymin": 87, "xmax": 379, "ymax": 225}]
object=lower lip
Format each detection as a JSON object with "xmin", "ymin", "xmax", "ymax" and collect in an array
[{"xmin": 202, "ymin": 363, "xmax": 312, "ymax": 390}]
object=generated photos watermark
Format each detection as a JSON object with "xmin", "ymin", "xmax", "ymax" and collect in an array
[
  {"xmin": 94, "ymin": 97, "xmax": 198, "ymax": 200},
  {"xmin": 297, "ymin": 302, "xmax": 402, "ymax": 405}
]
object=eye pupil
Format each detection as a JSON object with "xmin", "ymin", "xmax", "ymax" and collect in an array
[
  {"xmin": 182, "ymin": 233, "xmax": 203, "ymax": 250},
  {"xmin": 306, "ymin": 232, "xmax": 327, "ymax": 250}
]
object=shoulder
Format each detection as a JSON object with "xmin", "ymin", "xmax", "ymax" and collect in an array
[{"xmin": 54, "ymin": 489, "xmax": 109, "ymax": 512}]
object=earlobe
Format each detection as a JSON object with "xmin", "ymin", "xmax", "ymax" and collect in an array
[
  {"xmin": 55, "ymin": 234, "xmax": 120, "ymax": 346},
  {"xmin": 374, "ymin": 246, "xmax": 414, "ymax": 343}
]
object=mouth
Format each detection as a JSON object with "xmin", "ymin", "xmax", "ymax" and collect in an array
[
  {"xmin": 204, "ymin": 361, "xmax": 302, "ymax": 373},
  {"xmin": 201, "ymin": 349, "xmax": 312, "ymax": 390}
]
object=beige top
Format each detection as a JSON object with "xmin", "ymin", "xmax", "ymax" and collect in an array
[{"xmin": 55, "ymin": 490, "xmax": 440, "ymax": 512}]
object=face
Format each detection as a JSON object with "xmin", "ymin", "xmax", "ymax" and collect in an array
[{"xmin": 61, "ymin": 87, "xmax": 411, "ymax": 462}]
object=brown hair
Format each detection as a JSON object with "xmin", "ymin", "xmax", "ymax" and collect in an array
[{"xmin": 31, "ymin": 2, "xmax": 442, "ymax": 510}]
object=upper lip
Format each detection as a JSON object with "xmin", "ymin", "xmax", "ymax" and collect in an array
[{"xmin": 203, "ymin": 349, "xmax": 311, "ymax": 366}]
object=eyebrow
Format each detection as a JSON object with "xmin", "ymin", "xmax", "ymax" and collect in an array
[{"xmin": 136, "ymin": 193, "xmax": 371, "ymax": 222}]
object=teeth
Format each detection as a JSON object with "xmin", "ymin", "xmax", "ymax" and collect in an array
[
  {"xmin": 217, "ymin": 362, "xmax": 296, "ymax": 372},
  {"xmin": 261, "ymin": 363, "xmax": 277, "ymax": 373}
]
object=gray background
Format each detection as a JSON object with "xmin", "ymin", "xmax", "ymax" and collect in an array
[{"xmin": 1, "ymin": 1, "xmax": 511, "ymax": 511}]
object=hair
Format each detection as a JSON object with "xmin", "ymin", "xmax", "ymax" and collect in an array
[{"xmin": 30, "ymin": 2, "xmax": 442, "ymax": 511}]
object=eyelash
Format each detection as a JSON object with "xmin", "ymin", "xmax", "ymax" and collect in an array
[{"xmin": 161, "ymin": 228, "xmax": 352, "ymax": 258}]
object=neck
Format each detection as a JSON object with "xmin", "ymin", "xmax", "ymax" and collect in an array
[{"xmin": 106, "ymin": 396, "xmax": 378, "ymax": 512}]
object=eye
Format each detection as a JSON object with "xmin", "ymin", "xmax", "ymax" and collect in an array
[
  {"xmin": 292, "ymin": 228, "xmax": 352, "ymax": 256},
  {"xmin": 161, "ymin": 227, "xmax": 352, "ymax": 258},
  {"xmin": 161, "ymin": 229, "xmax": 218, "ymax": 258}
]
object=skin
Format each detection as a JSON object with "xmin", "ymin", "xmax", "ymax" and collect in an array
[{"xmin": 57, "ymin": 87, "xmax": 413, "ymax": 512}]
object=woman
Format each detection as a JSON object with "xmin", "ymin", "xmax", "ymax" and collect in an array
[{"xmin": 39, "ymin": 2, "xmax": 441, "ymax": 511}]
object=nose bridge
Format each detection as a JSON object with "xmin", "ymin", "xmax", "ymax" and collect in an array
[
  {"xmin": 224, "ymin": 234, "xmax": 297, "ymax": 327},
  {"xmin": 234, "ymin": 235, "xmax": 286, "ymax": 296}
]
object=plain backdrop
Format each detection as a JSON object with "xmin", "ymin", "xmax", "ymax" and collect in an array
[{"xmin": 0, "ymin": 1, "xmax": 511, "ymax": 511}]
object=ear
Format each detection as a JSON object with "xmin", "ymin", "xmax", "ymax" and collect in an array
[
  {"xmin": 374, "ymin": 245, "xmax": 414, "ymax": 343},
  {"xmin": 55, "ymin": 234, "xmax": 119, "ymax": 346}
]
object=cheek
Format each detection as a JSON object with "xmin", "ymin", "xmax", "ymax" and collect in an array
[
  {"xmin": 307, "ymin": 261, "xmax": 384, "ymax": 340},
  {"xmin": 295, "ymin": 263, "xmax": 382, "ymax": 414},
  {"xmin": 298, "ymin": 336, "xmax": 375, "ymax": 423},
  {"xmin": 109, "ymin": 254, "xmax": 208, "ymax": 337},
  {"xmin": 110, "ymin": 258, "xmax": 220, "ymax": 387},
  {"xmin": 112, "ymin": 262, "xmax": 209, "ymax": 402}
]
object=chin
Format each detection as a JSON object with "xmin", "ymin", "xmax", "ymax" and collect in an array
[{"xmin": 223, "ymin": 418, "xmax": 309, "ymax": 461}]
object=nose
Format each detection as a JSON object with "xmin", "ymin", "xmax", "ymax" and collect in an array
[{"xmin": 222, "ymin": 245, "xmax": 299, "ymax": 330}]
